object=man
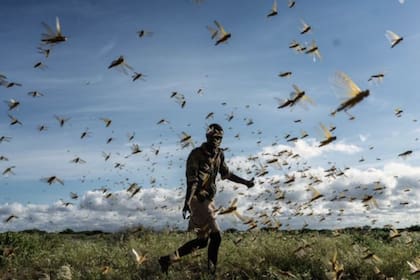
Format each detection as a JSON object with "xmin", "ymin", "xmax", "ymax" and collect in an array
[{"xmin": 159, "ymin": 123, "xmax": 254, "ymax": 275}]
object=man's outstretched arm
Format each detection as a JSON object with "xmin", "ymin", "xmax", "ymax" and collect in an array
[
  {"xmin": 219, "ymin": 151, "xmax": 254, "ymax": 188},
  {"xmin": 226, "ymin": 173, "xmax": 254, "ymax": 188}
]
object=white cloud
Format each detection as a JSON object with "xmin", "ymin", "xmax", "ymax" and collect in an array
[
  {"xmin": 259, "ymin": 138, "xmax": 362, "ymax": 161},
  {"xmin": 1, "ymin": 158, "xmax": 419, "ymax": 232}
]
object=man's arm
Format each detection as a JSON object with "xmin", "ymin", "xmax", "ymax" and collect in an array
[
  {"xmin": 184, "ymin": 182, "xmax": 197, "ymax": 208},
  {"xmin": 219, "ymin": 150, "xmax": 254, "ymax": 188},
  {"xmin": 183, "ymin": 150, "xmax": 199, "ymax": 218},
  {"xmin": 226, "ymin": 173, "xmax": 254, "ymax": 188},
  {"xmin": 183, "ymin": 182, "xmax": 198, "ymax": 219}
]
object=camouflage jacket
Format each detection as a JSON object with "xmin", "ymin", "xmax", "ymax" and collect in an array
[{"xmin": 186, "ymin": 143, "xmax": 230, "ymax": 200}]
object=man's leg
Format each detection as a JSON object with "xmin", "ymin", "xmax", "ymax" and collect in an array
[
  {"xmin": 207, "ymin": 231, "xmax": 221, "ymax": 274},
  {"xmin": 159, "ymin": 237, "xmax": 208, "ymax": 273},
  {"xmin": 178, "ymin": 237, "xmax": 209, "ymax": 256}
]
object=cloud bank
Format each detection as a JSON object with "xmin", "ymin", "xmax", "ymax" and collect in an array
[{"xmin": 1, "ymin": 156, "xmax": 418, "ymax": 232}]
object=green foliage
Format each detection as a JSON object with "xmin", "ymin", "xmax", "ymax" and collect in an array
[{"xmin": 0, "ymin": 229, "xmax": 419, "ymax": 279}]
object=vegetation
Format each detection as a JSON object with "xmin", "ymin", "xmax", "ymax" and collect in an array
[{"xmin": 0, "ymin": 227, "xmax": 419, "ymax": 279}]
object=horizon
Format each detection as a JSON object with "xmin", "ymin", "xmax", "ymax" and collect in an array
[
  {"xmin": 1, "ymin": 0, "xmax": 419, "ymax": 232},
  {"xmin": 4, "ymin": 223, "xmax": 420, "ymax": 235}
]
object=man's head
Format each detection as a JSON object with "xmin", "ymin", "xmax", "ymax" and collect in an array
[{"xmin": 206, "ymin": 123, "xmax": 223, "ymax": 148}]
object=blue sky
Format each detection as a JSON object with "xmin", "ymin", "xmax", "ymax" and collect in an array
[{"xmin": 1, "ymin": 0, "xmax": 419, "ymax": 232}]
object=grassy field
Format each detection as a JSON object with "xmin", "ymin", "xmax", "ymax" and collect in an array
[{"xmin": 0, "ymin": 227, "xmax": 419, "ymax": 280}]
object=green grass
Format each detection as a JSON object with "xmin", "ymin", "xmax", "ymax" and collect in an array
[{"xmin": 0, "ymin": 228, "xmax": 419, "ymax": 279}]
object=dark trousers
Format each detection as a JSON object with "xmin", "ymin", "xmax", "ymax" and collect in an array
[{"xmin": 177, "ymin": 231, "xmax": 222, "ymax": 268}]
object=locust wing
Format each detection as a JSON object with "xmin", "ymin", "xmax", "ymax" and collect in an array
[
  {"xmin": 320, "ymin": 123, "xmax": 332, "ymax": 139},
  {"xmin": 335, "ymin": 71, "xmax": 361, "ymax": 98},
  {"xmin": 385, "ymin": 30, "xmax": 401, "ymax": 44},
  {"xmin": 56, "ymin": 16, "xmax": 62, "ymax": 35},
  {"xmin": 214, "ymin": 20, "xmax": 228, "ymax": 37}
]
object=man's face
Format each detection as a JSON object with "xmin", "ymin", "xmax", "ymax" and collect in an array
[{"xmin": 208, "ymin": 135, "xmax": 223, "ymax": 148}]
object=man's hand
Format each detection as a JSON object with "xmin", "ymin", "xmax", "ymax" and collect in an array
[
  {"xmin": 182, "ymin": 203, "xmax": 191, "ymax": 219},
  {"xmin": 246, "ymin": 177, "xmax": 255, "ymax": 188}
]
